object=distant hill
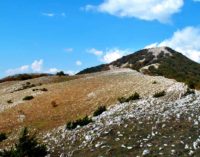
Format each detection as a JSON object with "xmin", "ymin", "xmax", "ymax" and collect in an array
[
  {"xmin": 0, "ymin": 73, "xmax": 51, "ymax": 83},
  {"xmin": 78, "ymin": 47, "xmax": 200, "ymax": 89}
]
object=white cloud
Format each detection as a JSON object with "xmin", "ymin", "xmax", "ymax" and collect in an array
[
  {"xmin": 146, "ymin": 26, "xmax": 200, "ymax": 62},
  {"xmin": 31, "ymin": 60, "xmax": 43, "ymax": 72},
  {"xmin": 61, "ymin": 12, "xmax": 66, "ymax": 17},
  {"xmin": 85, "ymin": 0, "xmax": 184, "ymax": 23},
  {"xmin": 88, "ymin": 48, "xmax": 132, "ymax": 63},
  {"xmin": 87, "ymin": 48, "xmax": 103, "ymax": 56},
  {"xmin": 42, "ymin": 12, "xmax": 66, "ymax": 17},
  {"xmin": 76, "ymin": 60, "xmax": 82, "ymax": 66},
  {"xmin": 42, "ymin": 13, "xmax": 55, "ymax": 17},
  {"xmin": 6, "ymin": 65, "xmax": 29, "ymax": 75},
  {"xmin": 47, "ymin": 68, "xmax": 60, "ymax": 74},
  {"xmin": 193, "ymin": 0, "xmax": 200, "ymax": 2},
  {"xmin": 65, "ymin": 70, "xmax": 77, "ymax": 76},
  {"xmin": 102, "ymin": 50, "xmax": 123, "ymax": 63},
  {"xmin": 64, "ymin": 48, "xmax": 73, "ymax": 52},
  {"xmin": 101, "ymin": 48, "xmax": 133, "ymax": 63}
]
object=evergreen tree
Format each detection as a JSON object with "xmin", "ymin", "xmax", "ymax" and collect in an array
[{"xmin": 0, "ymin": 128, "xmax": 48, "ymax": 157}]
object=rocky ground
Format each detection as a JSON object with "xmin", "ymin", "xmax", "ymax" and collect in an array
[
  {"xmin": 40, "ymin": 75, "xmax": 200, "ymax": 157},
  {"xmin": 2, "ymin": 69, "xmax": 200, "ymax": 156}
]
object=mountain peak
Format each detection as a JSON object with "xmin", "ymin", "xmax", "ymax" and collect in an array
[
  {"xmin": 146, "ymin": 46, "xmax": 173, "ymax": 59},
  {"xmin": 78, "ymin": 47, "xmax": 200, "ymax": 89}
]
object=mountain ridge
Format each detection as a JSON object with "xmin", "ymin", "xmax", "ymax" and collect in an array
[{"xmin": 78, "ymin": 47, "xmax": 200, "ymax": 89}]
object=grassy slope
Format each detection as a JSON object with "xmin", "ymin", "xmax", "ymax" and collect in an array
[{"xmin": 0, "ymin": 70, "xmax": 180, "ymax": 133}]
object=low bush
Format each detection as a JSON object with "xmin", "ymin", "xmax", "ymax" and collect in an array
[
  {"xmin": 7, "ymin": 100, "xmax": 13, "ymax": 104},
  {"xmin": 23, "ymin": 96, "xmax": 34, "ymax": 101},
  {"xmin": 41, "ymin": 88, "xmax": 48, "ymax": 92},
  {"xmin": 56, "ymin": 71, "xmax": 65, "ymax": 76},
  {"xmin": 51, "ymin": 101, "xmax": 58, "ymax": 108},
  {"xmin": 152, "ymin": 81, "xmax": 157, "ymax": 84},
  {"xmin": 183, "ymin": 88, "xmax": 195, "ymax": 97},
  {"xmin": 118, "ymin": 92, "xmax": 140, "ymax": 103},
  {"xmin": 153, "ymin": 91, "xmax": 166, "ymax": 98},
  {"xmin": 33, "ymin": 88, "xmax": 48, "ymax": 92},
  {"xmin": 0, "ymin": 128, "xmax": 48, "ymax": 157},
  {"xmin": 93, "ymin": 106, "xmax": 107, "ymax": 117},
  {"xmin": 187, "ymin": 81, "xmax": 196, "ymax": 89},
  {"xmin": 66, "ymin": 115, "xmax": 92, "ymax": 130},
  {"xmin": 0, "ymin": 133, "xmax": 7, "ymax": 142},
  {"xmin": 118, "ymin": 97, "xmax": 127, "ymax": 103}
]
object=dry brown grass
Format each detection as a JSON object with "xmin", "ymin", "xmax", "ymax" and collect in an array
[{"xmin": 0, "ymin": 69, "xmax": 183, "ymax": 133}]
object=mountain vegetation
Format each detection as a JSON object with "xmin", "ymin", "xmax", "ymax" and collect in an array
[
  {"xmin": 78, "ymin": 47, "xmax": 200, "ymax": 89},
  {"xmin": 0, "ymin": 128, "xmax": 47, "ymax": 157}
]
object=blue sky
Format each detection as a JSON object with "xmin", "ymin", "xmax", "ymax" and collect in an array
[{"xmin": 0, "ymin": 0, "xmax": 200, "ymax": 77}]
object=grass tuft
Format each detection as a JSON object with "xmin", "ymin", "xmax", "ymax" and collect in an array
[
  {"xmin": 66, "ymin": 115, "xmax": 92, "ymax": 130},
  {"xmin": 153, "ymin": 91, "xmax": 166, "ymax": 98},
  {"xmin": 23, "ymin": 96, "xmax": 34, "ymax": 101},
  {"xmin": 93, "ymin": 106, "xmax": 107, "ymax": 117}
]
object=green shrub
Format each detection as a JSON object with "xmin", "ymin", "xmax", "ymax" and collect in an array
[
  {"xmin": 56, "ymin": 71, "xmax": 65, "ymax": 76},
  {"xmin": 183, "ymin": 88, "xmax": 195, "ymax": 97},
  {"xmin": 51, "ymin": 101, "xmax": 58, "ymax": 108},
  {"xmin": 41, "ymin": 88, "xmax": 48, "ymax": 92},
  {"xmin": 93, "ymin": 106, "xmax": 107, "ymax": 117},
  {"xmin": 7, "ymin": 100, "xmax": 13, "ymax": 104},
  {"xmin": 0, "ymin": 133, "xmax": 7, "ymax": 142},
  {"xmin": 66, "ymin": 115, "xmax": 92, "ymax": 130},
  {"xmin": 118, "ymin": 97, "xmax": 127, "ymax": 103},
  {"xmin": 187, "ymin": 81, "xmax": 196, "ymax": 89},
  {"xmin": 0, "ymin": 128, "xmax": 48, "ymax": 157},
  {"xmin": 152, "ymin": 81, "xmax": 157, "ymax": 84},
  {"xmin": 153, "ymin": 91, "xmax": 166, "ymax": 98},
  {"xmin": 128, "ymin": 92, "xmax": 140, "ymax": 101},
  {"xmin": 23, "ymin": 96, "xmax": 34, "ymax": 101},
  {"xmin": 118, "ymin": 92, "xmax": 140, "ymax": 103}
]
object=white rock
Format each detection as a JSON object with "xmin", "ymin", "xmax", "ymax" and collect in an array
[{"xmin": 142, "ymin": 149, "xmax": 150, "ymax": 156}]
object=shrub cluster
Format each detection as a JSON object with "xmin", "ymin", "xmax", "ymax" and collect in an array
[
  {"xmin": 56, "ymin": 71, "xmax": 65, "ymax": 76},
  {"xmin": 7, "ymin": 100, "xmax": 13, "ymax": 104},
  {"xmin": 153, "ymin": 91, "xmax": 166, "ymax": 98},
  {"xmin": 118, "ymin": 92, "xmax": 140, "ymax": 103},
  {"xmin": 183, "ymin": 88, "xmax": 195, "ymax": 97},
  {"xmin": 33, "ymin": 88, "xmax": 48, "ymax": 92},
  {"xmin": 147, "ymin": 51, "xmax": 200, "ymax": 90},
  {"xmin": 0, "ymin": 133, "xmax": 7, "ymax": 142},
  {"xmin": 23, "ymin": 96, "xmax": 34, "ymax": 101},
  {"xmin": 66, "ymin": 116, "xmax": 92, "ymax": 130},
  {"xmin": 0, "ymin": 128, "xmax": 48, "ymax": 157},
  {"xmin": 51, "ymin": 101, "xmax": 58, "ymax": 108},
  {"xmin": 93, "ymin": 106, "xmax": 107, "ymax": 117}
]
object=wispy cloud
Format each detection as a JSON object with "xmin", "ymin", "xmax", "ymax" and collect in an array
[
  {"xmin": 42, "ymin": 12, "xmax": 55, "ymax": 17},
  {"xmin": 47, "ymin": 68, "xmax": 60, "ymax": 74},
  {"xmin": 42, "ymin": 12, "xmax": 66, "ymax": 17},
  {"xmin": 87, "ymin": 48, "xmax": 103, "ymax": 56},
  {"xmin": 6, "ymin": 65, "xmax": 29, "ymax": 75},
  {"xmin": 88, "ymin": 48, "xmax": 133, "ymax": 63},
  {"xmin": 85, "ymin": 0, "xmax": 184, "ymax": 23},
  {"xmin": 61, "ymin": 12, "xmax": 66, "ymax": 17},
  {"xmin": 64, "ymin": 48, "xmax": 73, "ymax": 53},
  {"xmin": 76, "ymin": 60, "xmax": 82, "ymax": 66},
  {"xmin": 6, "ymin": 59, "xmax": 43, "ymax": 75}
]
